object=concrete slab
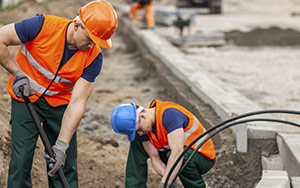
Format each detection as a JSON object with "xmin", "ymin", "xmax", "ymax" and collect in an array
[
  {"xmin": 248, "ymin": 122, "xmax": 300, "ymax": 139},
  {"xmin": 291, "ymin": 177, "xmax": 300, "ymax": 188},
  {"xmin": 1, "ymin": 0, "xmax": 21, "ymax": 9},
  {"xmin": 261, "ymin": 154, "xmax": 284, "ymax": 170},
  {"xmin": 255, "ymin": 170, "xmax": 290, "ymax": 188},
  {"xmin": 277, "ymin": 133, "xmax": 300, "ymax": 177},
  {"xmin": 168, "ymin": 32, "xmax": 225, "ymax": 47}
]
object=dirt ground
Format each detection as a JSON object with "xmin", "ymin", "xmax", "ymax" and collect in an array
[{"xmin": 0, "ymin": 0, "xmax": 298, "ymax": 187}]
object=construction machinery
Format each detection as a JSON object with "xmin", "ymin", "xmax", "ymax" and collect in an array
[{"xmin": 176, "ymin": 0, "xmax": 222, "ymax": 14}]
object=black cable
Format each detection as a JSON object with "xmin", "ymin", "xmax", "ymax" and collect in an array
[
  {"xmin": 177, "ymin": 118, "xmax": 300, "ymax": 179},
  {"xmin": 163, "ymin": 109, "xmax": 300, "ymax": 187}
]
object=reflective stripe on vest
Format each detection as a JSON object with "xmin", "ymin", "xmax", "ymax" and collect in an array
[
  {"xmin": 154, "ymin": 116, "xmax": 207, "ymax": 152},
  {"xmin": 184, "ymin": 115, "xmax": 208, "ymax": 152},
  {"xmin": 18, "ymin": 45, "xmax": 74, "ymax": 96},
  {"xmin": 20, "ymin": 45, "xmax": 74, "ymax": 85},
  {"xmin": 26, "ymin": 72, "xmax": 72, "ymax": 96}
]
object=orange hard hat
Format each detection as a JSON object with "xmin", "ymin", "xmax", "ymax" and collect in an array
[{"xmin": 78, "ymin": 0, "xmax": 118, "ymax": 48}]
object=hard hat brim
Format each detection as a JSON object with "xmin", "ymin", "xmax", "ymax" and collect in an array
[
  {"xmin": 128, "ymin": 103, "xmax": 137, "ymax": 142},
  {"xmin": 87, "ymin": 29, "xmax": 113, "ymax": 48},
  {"xmin": 128, "ymin": 130, "xmax": 136, "ymax": 142}
]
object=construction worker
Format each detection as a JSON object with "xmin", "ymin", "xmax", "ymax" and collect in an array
[
  {"xmin": 111, "ymin": 99, "xmax": 216, "ymax": 188},
  {"xmin": 129, "ymin": 0, "xmax": 155, "ymax": 29},
  {"xmin": 0, "ymin": 0, "xmax": 117, "ymax": 187}
]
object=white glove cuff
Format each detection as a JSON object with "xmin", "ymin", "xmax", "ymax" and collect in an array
[
  {"xmin": 55, "ymin": 140, "xmax": 69, "ymax": 153},
  {"xmin": 12, "ymin": 69, "xmax": 24, "ymax": 77}
]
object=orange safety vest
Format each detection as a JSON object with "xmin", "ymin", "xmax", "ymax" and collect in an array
[
  {"xmin": 8, "ymin": 14, "xmax": 102, "ymax": 107},
  {"xmin": 147, "ymin": 100, "xmax": 216, "ymax": 160}
]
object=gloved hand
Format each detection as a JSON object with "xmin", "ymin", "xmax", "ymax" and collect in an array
[
  {"xmin": 45, "ymin": 140, "xmax": 69, "ymax": 177},
  {"xmin": 12, "ymin": 70, "xmax": 35, "ymax": 98},
  {"xmin": 159, "ymin": 181, "xmax": 177, "ymax": 188}
]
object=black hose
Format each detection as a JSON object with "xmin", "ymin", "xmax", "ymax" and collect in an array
[
  {"xmin": 177, "ymin": 118, "xmax": 300, "ymax": 179},
  {"xmin": 163, "ymin": 109, "xmax": 300, "ymax": 187}
]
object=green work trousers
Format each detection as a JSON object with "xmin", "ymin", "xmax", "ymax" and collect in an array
[
  {"xmin": 8, "ymin": 98, "xmax": 78, "ymax": 188},
  {"xmin": 125, "ymin": 137, "xmax": 215, "ymax": 188}
]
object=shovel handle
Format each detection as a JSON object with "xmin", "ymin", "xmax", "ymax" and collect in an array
[{"xmin": 20, "ymin": 87, "xmax": 70, "ymax": 188}]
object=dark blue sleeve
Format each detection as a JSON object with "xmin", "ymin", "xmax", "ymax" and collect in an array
[
  {"xmin": 138, "ymin": 134, "xmax": 150, "ymax": 142},
  {"xmin": 81, "ymin": 52, "xmax": 103, "ymax": 82},
  {"xmin": 162, "ymin": 108, "xmax": 189, "ymax": 134},
  {"xmin": 14, "ymin": 14, "xmax": 44, "ymax": 43}
]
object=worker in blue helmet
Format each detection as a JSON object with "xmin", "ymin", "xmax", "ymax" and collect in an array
[
  {"xmin": 111, "ymin": 99, "xmax": 216, "ymax": 188},
  {"xmin": 111, "ymin": 103, "xmax": 144, "ymax": 142}
]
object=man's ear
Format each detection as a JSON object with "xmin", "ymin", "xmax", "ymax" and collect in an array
[
  {"xmin": 140, "ymin": 112, "xmax": 146, "ymax": 120},
  {"xmin": 73, "ymin": 20, "xmax": 81, "ymax": 31}
]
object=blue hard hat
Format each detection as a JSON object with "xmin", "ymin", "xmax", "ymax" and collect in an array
[{"xmin": 111, "ymin": 103, "xmax": 137, "ymax": 142}]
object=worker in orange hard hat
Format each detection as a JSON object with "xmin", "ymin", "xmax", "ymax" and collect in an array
[
  {"xmin": 0, "ymin": 0, "xmax": 117, "ymax": 187},
  {"xmin": 130, "ymin": 0, "xmax": 155, "ymax": 29}
]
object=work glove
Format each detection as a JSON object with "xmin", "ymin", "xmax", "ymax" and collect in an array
[
  {"xmin": 12, "ymin": 70, "xmax": 35, "ymax": 98},
  {"xmin": 45, "ymin": 140, "xmax": 69, "ymax": 177},
  {"xmin": 159, "ymin": 181, "xmax": 177, "ymax": 188}
]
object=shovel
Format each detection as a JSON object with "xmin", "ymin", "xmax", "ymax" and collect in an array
[{"xmin": 20, "ymin": 86, "xmax": 70, "ymax": 188}]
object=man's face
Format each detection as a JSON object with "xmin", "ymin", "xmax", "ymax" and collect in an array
[
  {"xmin": 136, "ymin": 109, "xmax": 153, "ymax": 136},
  {"xmin": 73, "ymin": 21, "xmax": 95, "ymax": 51}
]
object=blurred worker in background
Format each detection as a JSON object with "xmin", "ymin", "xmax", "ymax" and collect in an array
[
  {"xmin": 130, "ymin": 0, "xmax": 155, "ymax": 29},
  {"xmin": 111, "ymin": 99, "xmax": 216, "ymax": 188},
  {"xmin": 0, "ymin": 0, "xmax": 117, "ymax": 187}
]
